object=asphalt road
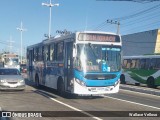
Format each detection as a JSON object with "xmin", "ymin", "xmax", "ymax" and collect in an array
[{"xmin": 0, "ymin": 75, "xmax": 160, "ymax": 120}]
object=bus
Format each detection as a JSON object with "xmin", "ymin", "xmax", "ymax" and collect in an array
[
  {"xmin": 27, "ymin": 31, "xmax": 122, "ymax": 96},
  {"xmin": 1, "ymin": 53, "xmax": 20, "ymax": 71},
  {"xmin": 120, "ymin": 55, "xmax": 160, "ymax": 88}
]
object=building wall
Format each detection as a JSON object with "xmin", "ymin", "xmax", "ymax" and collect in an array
[
  {"xmin": 122, "ymin": 29, "xmax": 158, "ymax": 56},
  {"xmin": 155, "ymin": 29, "xmax": 160, "ymax": 53}
]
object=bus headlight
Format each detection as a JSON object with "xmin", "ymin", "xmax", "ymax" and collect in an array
[
  {"xmin": 19, "ymin": 80, "xmax": 24, "ymax": 83},
  {"xmin": 0, "ymin": 80, "xmax": 6, "ymax": 83},
  {"xmin": 75, "ymin": 79, "xmax": 86, "ymax": 86},
  {"xmin": 114, "ymin": 80, "xmax": 120, "ymax": 87}
]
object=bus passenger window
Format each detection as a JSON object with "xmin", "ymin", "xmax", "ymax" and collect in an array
[
  {"xmin": 57, "ymin": 42, "xmax": 63, "ymax": 61},
  {"xmin": 50, "ymin": 44, "xmax": 54, "ymax": 61},
  {"xmin": 44, "ymin": 45, "xmax": 49, "ymax": 61},
  {"xmin": 42, "ymin": 46, "xmax": 45, "ymax": 61}
]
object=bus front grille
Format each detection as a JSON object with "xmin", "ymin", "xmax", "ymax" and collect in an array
[{"xmin": 85, "ymin": 74, "xmax": 117, "ymax": 80}]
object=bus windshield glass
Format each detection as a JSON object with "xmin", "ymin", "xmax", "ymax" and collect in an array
[
  {"xmin": 75, "ymin": 44, "xmax": 121, "ymax": 72},
  {"xmin": 5, "ymin": 58, "xmax": 19, "ymax": 66}
]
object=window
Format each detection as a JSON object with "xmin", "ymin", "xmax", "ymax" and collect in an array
[
  {"xmin": 42, "ymin": 46, "xmax": 44, "ymax": 61},
  {"xmin": 50, "ymin": 44, "xmax": 55, "ymax": 61},
  {"xmin": 139, "ymin": 59, "xmax": 146, "ymax": 69},
  {"xmin": 126, "ymin": 59, "xmax": 132, "ymax": 69},
  {"xmin": 35, "ymin": 47, "xmax": 39, "ymax": 61},
  {"xmin": 44, "ymin": 45, "xmax": 50, "ymax": 61},
  {"xmin": 38, "ymin": 47, "xmax": 42, "ymax": 61},
  {"xmin": 131, "ymin": 59, "xmax": 136, "ymax": 68},
  {"xmin": 33, "ymin": 48, "xmax": 35, "ymax": 61},
  {"xmin": 57, "ymin": 42, "xmax": 64, "ymax": 61},
  {"xmin": 156, "ymin": 58, "xmax": 160, "ymax": 69}
]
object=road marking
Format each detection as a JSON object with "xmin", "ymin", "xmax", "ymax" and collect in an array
[
  {"xmin": 37, "ymin": 90, "xmax": 102, "ymax": 120},
  {"xmin": 120, "ymin": 89, "xmax": 160, "ymax": 98},
  {"xmin": 102, "ymin": 95, "xmax": 160, "ymax": 110}
]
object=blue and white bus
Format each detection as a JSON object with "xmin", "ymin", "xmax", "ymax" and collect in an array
[{"xmin": 27, "ymin": 31, "xmax": 122, "ymax": 95}]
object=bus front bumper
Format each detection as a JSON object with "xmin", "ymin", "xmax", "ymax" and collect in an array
[{"xmin": 73, "ymin": 79, "xmax": 120, "ymax": 95}]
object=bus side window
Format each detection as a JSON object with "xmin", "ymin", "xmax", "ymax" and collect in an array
[
  {"xmin": 35, "ymin": 47, "xmax": 39, "ymax": 61},
  {"xmin": 39, "ymin": 46, "xmax": 42, "ymax": 61},
  {"xmin": 126, "ymin": 59, "xmax": 131, "ymax": 69},
  {"xmin": 33, "ymin": 48, "xmax": 35, "ymax": 61},
  {"xmin": 156, "ymin": 58, "xmax": 160, "ymax": 69},
  {"xmin": 57, "ymin": 42, "xmax": 64, "ymax": 61},
  {"xmin": 42, "ymin": 46, "xmax": 45, "ymax": 61},
  {"xmin": 48, "ymin": 45, "xmax": 50, "ymax": 61},
  {"xmin": 44, "ymin": 45, "xmax": 50, "ymax": 61},
  {"xmin": 50, "ymin": 44, "xmax": 54, "ymax": 61}
]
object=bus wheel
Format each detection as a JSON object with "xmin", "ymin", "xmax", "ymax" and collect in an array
[
  {"xmin": 147, "ymin": 77, "xmax": 156, "ymax": 88},
  {"xmin": 120, "ymin": 74, "xmax": 126, "ymax": 84},
  {"xmin": 35, "ymin": 75, "xmax": 40, "ymax": 88},
  {"xmin": 57, "ymin": 79, "xmax": 65, "ymax": 97}
]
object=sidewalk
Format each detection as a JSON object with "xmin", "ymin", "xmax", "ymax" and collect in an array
[{"xmin": 120, "ymin": 84, "xmax": 160, "ymax": 96}]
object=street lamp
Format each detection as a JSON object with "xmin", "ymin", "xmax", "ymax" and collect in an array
[
  {"xmin": 42, "ymin": 0, "xmax": 59, "ymax": 39},
  {"xmin": 17, "ymin": 22, "xmax": 27, "ymax": 64}
]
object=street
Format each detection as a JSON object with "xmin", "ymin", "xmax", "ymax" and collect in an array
[{"xmin": 0, "ymin": 76, "xmax": 160, "ymax": 120}]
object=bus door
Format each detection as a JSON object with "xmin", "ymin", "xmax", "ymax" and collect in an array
[
  {"xmin": 65, "ymin": 41, "xmax": 73, "ymax": 91},
  {"xmin": 29, "ymin": 49, "xmax": 34, "ymax": 81}
]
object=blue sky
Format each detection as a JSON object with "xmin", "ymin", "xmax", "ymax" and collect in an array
[{"xmin": 0, "ymin": 0, "xmax": 159, "ymax": 54}]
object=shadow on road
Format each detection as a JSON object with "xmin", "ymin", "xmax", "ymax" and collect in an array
[{"xmin": 25, "ymin": 79, "xmax": 104, "ymax": 100}]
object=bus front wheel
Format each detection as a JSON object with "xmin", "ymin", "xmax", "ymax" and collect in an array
[
  {"xmin": 120, "ymin": 74, "xmax": 126, "ymax": 84},
  {"xmin": 147, "ymin": 77, "xmax": 156, "ymax": 88}
]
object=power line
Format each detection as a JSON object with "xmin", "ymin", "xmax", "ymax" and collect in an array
[
  {"xmin": 121, "ymin": 19, "xmax": 160, "ymax": 34},
  {"xmin": 112, "ymin": 4, "xmax": 160, "ymax": 21},
  {"xmin": 93, "ymin": 3, "xmax": 160, "ymax": 31}
]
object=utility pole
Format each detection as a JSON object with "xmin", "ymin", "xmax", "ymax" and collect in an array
[
  {"xmin": 7, "ymin": 36, "xmax": 14, "ymax": 53},
  {"xmin": 106, "ymin": 19, "xmax": 120, "ymax": 34},
  {"xmin": 42, "ymin": 0, "xmax": 59, "ymax": 39},
  {"xmin": 17, "ymin": 22, "xmax": 27, "ymax": 64}
]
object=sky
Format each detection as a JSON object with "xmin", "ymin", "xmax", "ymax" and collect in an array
[{"xmin": 0, "ymin": 0, "xmax": 160, "ymax": 55}]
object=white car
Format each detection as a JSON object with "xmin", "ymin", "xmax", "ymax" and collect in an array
[{"xmin": 0, "ymin": 68, "xmax": 25, "ymax": 90}]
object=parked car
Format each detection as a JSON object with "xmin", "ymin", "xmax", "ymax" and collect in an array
[
  {"xmin": 20, "ymin": 64, "xmax": 27, "ymax": 73},
  {"xmin": 0, "ymin": 68, "xmax": 25, "ymax": 90}
]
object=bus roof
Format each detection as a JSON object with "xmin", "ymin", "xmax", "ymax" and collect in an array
[
  {"xmin": 78, "ymin": 31, "xmax": 119, "ymax": 36},
  {"xmin": 27, "ymin": 31, "xmax": 120, "ymax": 49}
]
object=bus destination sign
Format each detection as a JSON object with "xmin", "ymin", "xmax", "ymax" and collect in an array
[{"xmin": 78, "ymin": 33, "xmax": 120, "ymax": 42}]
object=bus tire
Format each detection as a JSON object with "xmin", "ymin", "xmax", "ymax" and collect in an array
[
  {"xmin": 35, "ymin": 74, "xmax": 40, "ymax": 88},
  {"xmin": 147, "ymin": 77, "xmax": 156, "ymax": 88},
  {"xmin": 57, "ymin": 78, "xmax": 65, "ymax": 97},
  {"xmin": 120, "ymin": 74, "xmax": 126, "ymax": 84}
]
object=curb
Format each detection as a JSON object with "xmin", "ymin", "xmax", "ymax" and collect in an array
[{"xmin": 120, "ymin": 84, "xmax": 160, "ymax": 96}]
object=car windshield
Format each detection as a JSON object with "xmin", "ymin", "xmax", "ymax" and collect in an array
[
  {"xmin": 0, "ymin": 69, "xmax": 20, "ymax": 75},
  {"xmin": 75, "ymin": 44, "xmax": 121, "ymax": 72}
]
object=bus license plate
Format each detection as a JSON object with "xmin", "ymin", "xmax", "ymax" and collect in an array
[{"xmin": 97, "ymin": 88, "xmax": 105, "ymax": 91}]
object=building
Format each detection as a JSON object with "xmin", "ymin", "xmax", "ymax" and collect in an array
[{"xmin": 122, "ymin": 29, "xmax": 160, "ymax": 56}]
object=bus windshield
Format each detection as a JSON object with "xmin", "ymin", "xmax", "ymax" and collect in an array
[
  {"xmin": 5, "ymin": 58, "xmax": 19, "ymax": 66},
  {"xmin": 75, "ymin": 44, "xmax": 121, "ymax": 72}
]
